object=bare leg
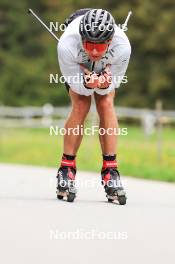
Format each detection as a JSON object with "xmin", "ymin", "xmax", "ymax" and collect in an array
[
  {"xmin": 63, "ymin": 89, "xmax": 91, "ymax": 155},
  {"xmin": 94, "ymin": 91, "xmax": 118, "ymax": 155}
]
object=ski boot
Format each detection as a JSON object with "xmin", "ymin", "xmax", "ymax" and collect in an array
[
  {"xmin": 101, "ymin": 160, "xmax": 127, "ymax": 205},
  {"xmin": 56, "ymin": 158, "xmax": 77, "ymax": 202}
]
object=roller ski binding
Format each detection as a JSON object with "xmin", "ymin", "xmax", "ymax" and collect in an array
[
  {"xmin": 56, "ymin": 159, "xmax": 77, "ymax": 202},
  {"xmin": 101, "ymin": 160, "xmax": 127, "ymax": 205}
]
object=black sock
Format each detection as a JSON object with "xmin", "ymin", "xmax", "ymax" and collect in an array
[
  {"xmin": 103, "ymin": 154, "xmax": 116, "ymax": 161},
  {"xmin": 62, "ymin": 153, "xmax": 76, "ymax": 160}
]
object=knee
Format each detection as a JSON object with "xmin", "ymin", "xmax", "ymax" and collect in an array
[
  {"xmin": 72, "ymin": 98, "xmax": 91, "ymax": 117},
  {"xmin": 96, "ymin": 96, "xmax": 114, "ymax": 115}
]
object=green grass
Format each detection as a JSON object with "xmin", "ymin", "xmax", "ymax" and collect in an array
[{"xmin": 0, "ymin": 125, "xmax": 175, "ymax": 182}]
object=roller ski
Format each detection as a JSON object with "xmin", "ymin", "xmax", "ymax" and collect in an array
[
  {"xmin": 101, "ymin": 159, "xmax": 127, "ymax": 205},
  {"xmin": 56, "ymin": 158, "xmax": 77, "ymax": 202}
]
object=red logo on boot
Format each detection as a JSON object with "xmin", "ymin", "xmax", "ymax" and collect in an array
[
  {"xmin": 103, "ymin": 172, "xmax": 111, "ymax": 184},
  {"xmin": 68, "ymin": 168, "xmax": 75, "ymax": 180},
  {"xmin": 102, "ymin": 160, "xmax": 118, "ymax": 169}
]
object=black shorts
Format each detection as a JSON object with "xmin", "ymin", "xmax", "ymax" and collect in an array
[{"xmin": 65, "ymin": 82, "xmax": 70, "ymax": 93}]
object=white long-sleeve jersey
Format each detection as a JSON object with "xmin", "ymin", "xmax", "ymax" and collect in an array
[{"xmin": 57, "ymin": 15, "xmax": 131, "ymax": 96}]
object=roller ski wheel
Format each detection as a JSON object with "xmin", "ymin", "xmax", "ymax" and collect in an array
[
  {"xmin": 56, "ymin": 190, "xmax": 76, "ymax": 202},
  {"xmin": 67, "ymin": 192, "xmax": 76, "ymax": 202},
  {"xmin": 118, "ymin": 195, "xmax": 127, "ymax": 205},
  {"xmin": 101, "ymin": 161, "xmax": 127, "ymax": 206},
  {"xmin": 106, "ymin": 189, "xmax": 127, "ymax": 205},
  {"xmin": 57, "ymin": 194, "xmax": 64, "ymax": 200},
  {"xmin": 56, "ymin": 183, "xmax": 77, "ymax": 202},
  {"xmin": 107, "ymin": 198, "xmax": 114, "ymax": 203},
  {"xmin": 106, "ymin": 194, "xmax": 127, "ymax": 205}
]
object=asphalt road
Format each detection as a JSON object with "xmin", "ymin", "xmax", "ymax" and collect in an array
[{"xmin": 0, "ymin": 164, "xmax": 175, "ymax": 264}]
